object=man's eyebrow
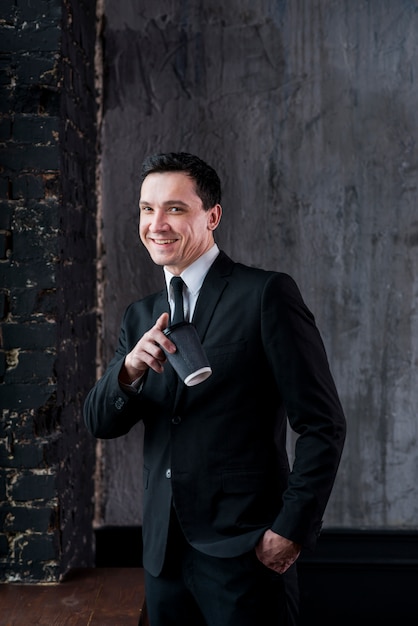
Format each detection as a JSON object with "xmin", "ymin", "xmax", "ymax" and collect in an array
[{"xmin": 139, "ymin": 199, "xmax": 189, "ymax": 207}]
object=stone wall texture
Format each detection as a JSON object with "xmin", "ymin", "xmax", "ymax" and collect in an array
[
  {"xmin": 98, "ymin": 0, "xmax": 418, "ymax": 530},
  {"xmin": 0, "ymin": 0, "xmax": 97, "ymax": 582}
]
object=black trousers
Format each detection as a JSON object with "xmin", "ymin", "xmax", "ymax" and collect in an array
[{"xmin": 144, "ymin": 510, "xmax": 300, "ymax": 626}]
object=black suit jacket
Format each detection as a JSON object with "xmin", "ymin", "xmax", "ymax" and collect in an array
[{"xmin": 84, "ymin": 251, "xmax": 346, "ymax": 576}]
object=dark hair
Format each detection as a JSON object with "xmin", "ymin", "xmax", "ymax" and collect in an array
[{"xmin": 140, "ymin": 152, "xmax": 221, "ymax": 210}]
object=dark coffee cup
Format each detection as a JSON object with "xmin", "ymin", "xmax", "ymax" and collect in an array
[{"xmin": 163, "ymin": 322, "xmax": 212, "ymax": 386}]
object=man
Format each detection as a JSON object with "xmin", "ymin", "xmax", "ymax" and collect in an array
[{"xmin": 84, "ymin": 152, "xmax": 346, "ymax": 626}]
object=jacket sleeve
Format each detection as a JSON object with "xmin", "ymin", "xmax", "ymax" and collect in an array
[
  {"xmin": 83, "ymin": 308, "xmax": 144, "ymax": 439},
  {"xmin": 262, "ymin": 273, "xmax": 346, "ymax": 549}
]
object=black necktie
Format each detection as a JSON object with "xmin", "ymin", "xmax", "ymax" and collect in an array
[{"xmin": 170, "ymin": 276, "xmax": 185, "ymax": 325}]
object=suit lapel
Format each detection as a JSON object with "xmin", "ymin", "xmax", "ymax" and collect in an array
[{"xmin": 191, "ymin": 251, "xmax": 233, "ymax": 341}]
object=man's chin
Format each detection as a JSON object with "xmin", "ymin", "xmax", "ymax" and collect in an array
[{"xmin": 148, "ymin": 250, "xmax": 175, "ymax": 267}]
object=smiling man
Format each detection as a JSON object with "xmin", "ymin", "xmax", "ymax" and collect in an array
[
  {"xmin": 139, "ymin": 169, "xmax": 221, "ymax": 272},
  {"xmin": 84, "ymin": 152, "xmax": 346, "ymax": 626}
]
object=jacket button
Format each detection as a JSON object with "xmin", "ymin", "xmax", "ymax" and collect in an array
[
  {"xmin": 114, "ymin": 397, "xmax": 125, "ymax": 410},
  {"xmin": 172, "ymin": 416, "xmax": 181, "ymax": 424},
  {"xmin": 165, "ymin": 469, "xmax": 171, "ymax": 479}
]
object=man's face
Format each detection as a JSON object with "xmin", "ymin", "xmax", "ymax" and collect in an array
[{"xmin": 139, "ymin": 171, "xmax": 222, "ymax": 274}]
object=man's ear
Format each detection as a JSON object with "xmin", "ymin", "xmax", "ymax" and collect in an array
[{"xmin": 208, "ymin": 204, "xmax": 222, "ymax": 230}]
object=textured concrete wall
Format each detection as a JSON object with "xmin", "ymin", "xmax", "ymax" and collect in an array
[{"xmin": 98, "ymin": 0, "xmax": 418, "ymax": 529}]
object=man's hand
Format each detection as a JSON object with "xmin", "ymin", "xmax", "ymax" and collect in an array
[
  {"xmin": 255, "ymin": 529, "xmax": 301, "ymax": 574},
  {"xmin": 119, "ymin": 312, "xmax": 176, "ymax": 384}
]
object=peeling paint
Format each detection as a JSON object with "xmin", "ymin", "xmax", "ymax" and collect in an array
[{"xmin": 6, "ymin": 348, "xmax": 20, "ymax": 369}]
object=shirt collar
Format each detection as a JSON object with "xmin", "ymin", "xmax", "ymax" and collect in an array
[{"xmin": 164, "ymin": 244, "xmax": 220, "ymax": 294}]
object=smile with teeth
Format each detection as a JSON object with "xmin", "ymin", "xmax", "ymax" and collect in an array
[{"xmin": 153, "ymin": 238, "xmax": 177, "ymax": 245}]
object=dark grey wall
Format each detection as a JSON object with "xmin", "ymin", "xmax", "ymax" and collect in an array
[{"xmin": 97, "ymin": 0, "xmax": 418, "ymax": 529}]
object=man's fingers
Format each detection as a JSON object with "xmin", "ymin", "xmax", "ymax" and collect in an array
[
  {"xmin": 153, "ymin": 312, "xmax": 176, "ymax": 354},
  {"xmin": 155, "ymin": 312, "xmax": 170, "ymax": 330}
]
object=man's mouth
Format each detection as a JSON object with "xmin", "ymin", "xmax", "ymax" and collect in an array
[{"xmin": 152, "ymin": 238, "xmax": 177, "ymax": 245}]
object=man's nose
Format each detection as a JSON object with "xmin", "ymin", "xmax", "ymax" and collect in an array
[{"xmin": 149, "ymin": 211, "xmax": 168, "ymax": 231}]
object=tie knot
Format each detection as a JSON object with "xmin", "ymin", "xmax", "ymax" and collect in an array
[
  {"xmin": 170, "ymin": 276, "xmax": 185, "ymax": 325},
  {"xmin": 171, "ymin": 276, "xmax": 184, "ymax": 293}
]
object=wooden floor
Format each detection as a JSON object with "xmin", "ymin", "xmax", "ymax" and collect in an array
[{"xmin": 0, "ymin": 568, "xmax": 148, "ymax": 626}]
